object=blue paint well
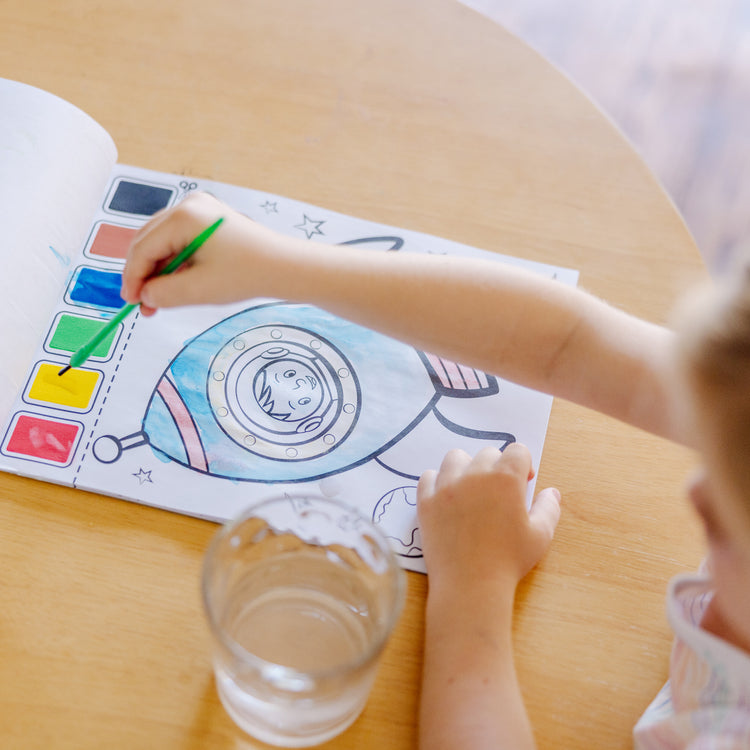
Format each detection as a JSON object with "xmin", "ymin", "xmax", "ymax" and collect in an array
[{"xmin": 69, "ymin": 267, "xmax": 125, "ymax": 311}]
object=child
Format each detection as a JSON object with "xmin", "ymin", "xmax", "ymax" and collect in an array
[{"xmin": 121, "ymin": 192, "xmax": 750, "ymax": 748}]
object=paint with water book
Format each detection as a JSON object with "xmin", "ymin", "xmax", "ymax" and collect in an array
[{"xmin": 0, "ymin": 78, "xmax": 578, "ymax": 573}]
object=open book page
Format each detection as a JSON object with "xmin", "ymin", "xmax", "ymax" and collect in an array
[
  {"xmin": 0, "ymin": 79, "xmax": 117, "ymax": 419},
  {"xmin": 0, "ymin": 162, "xmax": 578, "ymax": 573}
]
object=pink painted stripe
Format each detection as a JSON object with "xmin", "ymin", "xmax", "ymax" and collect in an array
[
  {"xmin": 424, "ymin": 353, "xmax": 489, "ymax": 391},
  {"xmin": 441, "ymin": 359, "xmax": 464, "ymax": 389},
  {"xmin": 156, "ymin": 376, "xmax": 208, "ymax": 472},
  {"xmin": 456, "ymin": 363, "xmax": 482, "ymax": 390},
  {"xmin": 424, "ymin": 353, "xmax": 451, "ymax": 388}
]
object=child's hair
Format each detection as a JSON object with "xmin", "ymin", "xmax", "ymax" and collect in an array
[{"xmin": 674, "ymin": 249, "xmax": 750, "ymax": 508}]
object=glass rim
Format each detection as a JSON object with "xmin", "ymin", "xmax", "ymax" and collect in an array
[{"xmin": 201, "ymin": 492, "xmax": 406, "ymax": 682}]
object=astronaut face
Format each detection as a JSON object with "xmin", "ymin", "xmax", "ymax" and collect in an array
[{"xmin": 253, "ymin": 359, "xmax": 323, "ymax": 422}]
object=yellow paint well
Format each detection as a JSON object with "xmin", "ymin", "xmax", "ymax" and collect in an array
[{"xmin": 28, "ymin": 363, "xmax": 100, "ymax": 409}]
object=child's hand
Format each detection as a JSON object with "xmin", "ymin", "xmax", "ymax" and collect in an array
[
  {"xmin": 120, "ymin": 192, "xmax": 290, "ymax": 316},
  {"xmin": 417, "ymin": 444, "xmax": 561, "ymax": 592}
]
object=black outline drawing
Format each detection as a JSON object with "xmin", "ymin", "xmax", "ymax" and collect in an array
[
  {"xmin": 294, "ymin": 215, "xmax": 326, "ymax": 239},
  {"xmin": 372, "ymin": 486, "xmax": 423, "ymax": 558}
]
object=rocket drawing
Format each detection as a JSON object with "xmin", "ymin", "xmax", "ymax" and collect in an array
[
  {"xmin": 93, "ymin": 300, "xmax": 514, "ymax": 482},
  {"xmin": 92, "ymin": 238, "xmax": 514, "ymax": 482}
]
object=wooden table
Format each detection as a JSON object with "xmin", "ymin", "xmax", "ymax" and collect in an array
[{"xmin": 0, "ymin": 1, "xmax": 707, "ymax": 748}]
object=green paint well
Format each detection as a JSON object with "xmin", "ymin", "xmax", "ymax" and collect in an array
[{"xmin": 49, "ymin": 314, "xmax": 118, "ymax": 357}]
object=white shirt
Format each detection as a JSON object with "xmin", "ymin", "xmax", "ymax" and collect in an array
[{"xmin": 634, "ymin": 572, "xmax": 750, "ymax": 748}]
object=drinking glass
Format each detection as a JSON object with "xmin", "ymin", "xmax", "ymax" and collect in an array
[{"xmin": 202, "ymin": 493, "xmax": 405, "ymax": 747}]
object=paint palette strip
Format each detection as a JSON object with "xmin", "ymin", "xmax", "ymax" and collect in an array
[
  {"xmin": 45, "ymin": 312, "xmax": 120, "ymax": 359},
  {"xmin": 2, "ymin": 412, "xmax": 83, "ymax": 466},
  {"xmin": 23, "ymin": 362, "xmax": 102, "ymax": 412}
]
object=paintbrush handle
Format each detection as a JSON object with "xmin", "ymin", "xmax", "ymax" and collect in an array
[{"xmin": 68, "ymin": 302, "xmax": 138, "ymax": 369}]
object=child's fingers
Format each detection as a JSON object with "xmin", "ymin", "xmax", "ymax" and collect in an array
[
  {"xmin": 121, "ymin": 227, "xmax": 186, "ymax": 303},
  {"xmin": 464, "ymin": 444, "xmax": 535, "ymax": 482},
  {"xmin": 416, "ymin": 469, "xmax": 437, "ymax": 502},
  {"xmin": 129, "ymin": 204, "xmax": 172, "ymax": 244},
  {"xmin": 465, "ymin": 445, "xmax": 504, "ymax": 473},
  {"xmin": 528, "ymin": 487, "xmax": 562, "ymax": 550},
  {"xmin": 138, "ymin": 303, "xmax": 158, "ymax": 317},
  {"xmin": 121, "ymin": 193, "xmax": 224, "ymax": 303},
  {"xmin": 434, "ymin": 448, "xmax": 472, "ymax": 490},
  {"xmin": 125, "ymin": 216, "xmax": 203, "ymax": 294},
  {"xmin": 492, "ymin": 442, "xmax": 534, "ymax": 483},
  {"xmin": 139, "ymin": 261, "xmax": 210, "ymax": 309},
  {"xmin": 498, "ymin": 441, "xmax": 531, "ymax": 466}
]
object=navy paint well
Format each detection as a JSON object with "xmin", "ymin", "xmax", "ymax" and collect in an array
[{"xmin": 109, "ymin": 180, "xmax": 174, "ymax": 216}]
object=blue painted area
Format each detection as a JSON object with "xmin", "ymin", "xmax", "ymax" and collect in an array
[
  {"xmin": 143, "ymin": 391, "xmax": 189, "ymax": 467},
  {"xmin": 143, "ymin": 302, "xmax": 435, "ymax": 482},
  {"xmin": 69, "ymin": 267, "xmax": 125, "ymax": 311},
  {"xmin": 48, "ymin": 246, "xmax": 70, "ymax": 268}
]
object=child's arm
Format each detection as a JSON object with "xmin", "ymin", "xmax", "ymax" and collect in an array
[
  {"xmin": 121, "ymin": 192, "xmax": 682, "ymax": 442},
  {"xmin": 416, "ymin": 444, "xmax": 561, "ymax": 750}
]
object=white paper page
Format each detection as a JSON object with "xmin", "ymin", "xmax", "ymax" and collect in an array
[{"xmin": 0, "ymin": 79, "xmax": 117, "ymax": 419}]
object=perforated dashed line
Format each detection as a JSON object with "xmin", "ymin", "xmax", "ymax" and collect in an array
[{"xmin": 72, "ymin": 312, "xmax": 140, "ymax": 487}]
